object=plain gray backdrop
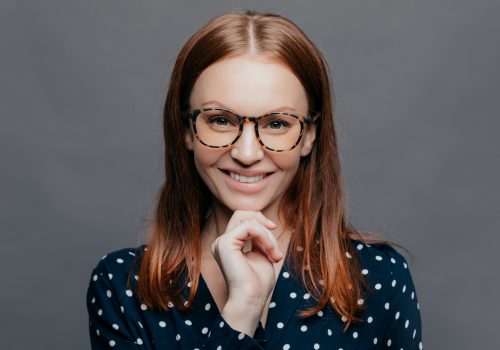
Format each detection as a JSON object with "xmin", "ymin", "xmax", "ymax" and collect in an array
[{"xmin": 1, "ymin": 0, "xmax": 499, "ymax": 349}]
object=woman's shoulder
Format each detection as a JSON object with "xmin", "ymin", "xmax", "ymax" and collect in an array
[
  {"xmin": 350, "ymin": 239, "xmax": 416, "ymax": 295},
  {"xmin": 88, "ymin": 245, "xmax": 147, "ymax": 286}
]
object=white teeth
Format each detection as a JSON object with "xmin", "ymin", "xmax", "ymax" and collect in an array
[{"xmin": 229, "ymin": 172, "xmax": 265, "ymax": 183}]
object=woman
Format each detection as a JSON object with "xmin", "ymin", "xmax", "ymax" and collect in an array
[{"xmin": 87, "ymin": 10, "xmax": 422, "ymax": 349}]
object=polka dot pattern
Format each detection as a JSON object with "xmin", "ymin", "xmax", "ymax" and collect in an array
[{"xmin": 87, "ymin": 243, "xmax": 422, "ymax": 349}]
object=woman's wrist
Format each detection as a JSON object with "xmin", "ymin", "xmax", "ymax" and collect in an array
[{"xmin": 221, "ymin": 297, "xmax": 264, "ymax": 336}]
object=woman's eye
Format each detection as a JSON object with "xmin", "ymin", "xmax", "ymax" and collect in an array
[
  {"xmin": 266, "ymin": 120, "xmax": 290, "ymax": 129},
  {"xmin": 209, "ymin": 116, "xmax": 231, "ymax": 126}
]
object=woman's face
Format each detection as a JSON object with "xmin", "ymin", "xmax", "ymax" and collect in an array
[{"xmin": 186, "ymin": 54, "xmax": 316, "ymax": 215}]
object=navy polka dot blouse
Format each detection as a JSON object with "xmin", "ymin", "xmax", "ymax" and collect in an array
[{"xmin": 87, "ymin": 241, "xmax": 422, "ymax": 349}]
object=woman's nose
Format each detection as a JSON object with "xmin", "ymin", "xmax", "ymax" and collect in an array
[{"xmin": 230, "ymin": 122, "xmax": 264, "ymax": 164}]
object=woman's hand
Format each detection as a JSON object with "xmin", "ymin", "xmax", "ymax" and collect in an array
[{"xmin": 211, "ymin": 210, "xmax": 284, "ymax": 335}]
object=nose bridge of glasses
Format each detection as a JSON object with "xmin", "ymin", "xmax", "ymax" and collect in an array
[{"xmin": 237, "ymin": 116, "xmax": 262, "ymax": 143}]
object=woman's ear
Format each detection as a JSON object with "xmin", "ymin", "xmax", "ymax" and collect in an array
[
  {"xmin": 300, "ymin": 123, "xmax": 317, "ymax": 156},
  {"xmin": 184, "ymin": 128, "xmax": 194, "ymax": 151}
]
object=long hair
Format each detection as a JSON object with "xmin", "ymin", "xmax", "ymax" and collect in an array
[{"xmin": 137, "ymin": 10, "xmax": 372, "ymax": 328}]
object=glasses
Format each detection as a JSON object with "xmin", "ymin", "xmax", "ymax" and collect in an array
[{"xmin": 183, "ymin": 107, "xmax": 314, "ymax": 152}]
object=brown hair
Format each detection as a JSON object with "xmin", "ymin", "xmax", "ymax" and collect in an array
[{"xmin": 137, "ymin": 10, "xmax": 374, "ymax": 329}]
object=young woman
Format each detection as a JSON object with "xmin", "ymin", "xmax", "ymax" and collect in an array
[{"xmin": 87, "ymin": 10, "xmax": 422, "ymax": 350}]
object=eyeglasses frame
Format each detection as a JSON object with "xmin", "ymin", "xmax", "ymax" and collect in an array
[{"xmin": 182, "ymin": 107, "xmax": 315, "ymax": 152}]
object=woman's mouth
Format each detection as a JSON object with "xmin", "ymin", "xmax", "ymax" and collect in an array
[{"xmin": 229, "ymin": 172, "xmax": 265, "ymax": 183}]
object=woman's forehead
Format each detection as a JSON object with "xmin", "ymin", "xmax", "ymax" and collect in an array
[{"xmin": 189, "ymin": 54, "xmax": 308, "ymax": 115}]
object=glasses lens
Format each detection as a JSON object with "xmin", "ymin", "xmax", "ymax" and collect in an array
[
  {"xmin": 195, "ymin": 109, "xmax": 240, "ymax": 147},
  {"xmin": 258, "ymin": 113, "xmax": 302, "ymax": 151}
]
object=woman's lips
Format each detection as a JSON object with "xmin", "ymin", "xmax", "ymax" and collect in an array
[{"xmin": 219, "ymin": 169, "xmax": 274, "ymax": 193}]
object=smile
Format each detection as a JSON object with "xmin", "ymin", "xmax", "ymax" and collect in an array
[{"xmin": 229, "ymin": 172, "xmax": 265, "ymax": 183}]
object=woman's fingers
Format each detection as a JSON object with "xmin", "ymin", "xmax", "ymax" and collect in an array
[
  {"xmin": 223, "ymin": 219, "xmax": 283, "ymax": 262},
  {"xmin": 225, "ymin": 210, "xmax": 277, "ymax": 232}
]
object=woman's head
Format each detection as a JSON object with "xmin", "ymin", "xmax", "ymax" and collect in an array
[
  {"xmin": 164, "ymin": 10, "xmax": 337, "ymax": 221},
  {"xmin": 185, "ymin": 54, "xmax": 316, "ymax": 215}
]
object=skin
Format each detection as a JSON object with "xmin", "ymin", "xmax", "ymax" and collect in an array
[{"xmin": 185, "ymin": 54, "xmax": 316, "ymax": 335}]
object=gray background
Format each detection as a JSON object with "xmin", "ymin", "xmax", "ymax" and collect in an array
[{"xmin": 1, "ymin": 0, "xmax": 498, "ymax": 349}]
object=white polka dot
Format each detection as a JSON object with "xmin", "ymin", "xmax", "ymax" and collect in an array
[
  {"xmin": 128, "ymin": 251, "xmax": 135, "ymax": 256},
  {"xmin": 283, "ymin": 271, "xmax": 290, "ymax": 278},
  {"xmin": 387, "ymin": 339, "xmax": 392, "ymax": 346},
  {"xmin": 373, "ymin": 337, "xmax": 378, "ymax": 344},
  {"xmin": 403, "ymin": 262, "xmax": 408, "ymax": 269},
  {"xmin": 125, "ymin": 289, "xmax": 133, "ymax": 297},
  {"xmin": 140, "ymin": 304, "xmax": 147, "ymax": 311},
  {"xmin": 341, "ymin": 315, "xmax": 348, "ymax": 322},
  {"xmin": 405, "ymin": 319, "xmax": 409, "ymax": 328},
  {"xmin": 185, "ymin": 320, "xmax": 192, "ymax": 326},
  {"xmin": 317, "ymin": 310, "xmax": 323, "ymax": 317},
  {"xmin": 159, "ymin": 321, "xmax": 166, "ymax": 328},
  {"xmin": 357, "ymin": 244, "xmax": 364, "ymax": 250},
  {"xmin": 300, "ymin": 325, "xmax": 307, "ymax": 332},
  {"xmin": 116, "ymin": 258, "xmax": 124, "ymax": 264},
  {"xmin": 362, "ymin": 269, "xmax": 369, "ymax": 275},
  {"xmin": 367, "ymin": 316, "xmax": 373, "ymax": 323},
  {"xmin": 217, "ymin": 346, "xmax": 222, "ymax": 350},
  {"xmin": 390, "ymin": 257, "xmax": 396, "ymax": 263},
  {"xmin": 375, "ymin": 255, "xmax": 383, "ymax": 261},
  {"xmin": 187, "ymin": 281, "xmax": 192, "ymax": 287},
  {"xmin": 353, "ymin": 331, "xmax": 358, "ymax": 338},
  {"xmin": 314, "ymin": 343, "xmax": 320, "ymax": 349},
  {"xmin": 120, "ymin": 306, "xmax": 124, "ymax": 313},
  {"xmin": 91, "ymin": 297, "xmax": 95, "ymax": 304},
  {"xmin": 283, "ymin": 345, "xmax": 290, "ymax": 350},
  {"xmin": 277, "ymin": 322, "xmax": 284, "ymax": 329},
  {"xmin": 357, "ymin": 298, "xmax": 364, "ymax": 305},
  {"xmin": 391, "ymin": 279, "xmax": 397, "ymax": 287},
  {"xmin": 134, "ymin": 275, "xmax": 139, "ymax": 281},
  {"xmin": 303, "ymin": 293, "xmax": 310, "ymax": 300},
  {"xmin": 109, "ymin": 340, "xmax": 116, "ymax": 347},
  {"xmin": 238, "ymin": 332, "xmax": 245, "ymax": 340},
  {"xmin": 269, "ymin": 302, "xmax": 276, "ymax": 308},
  {"xmin": 101, "ymin": 254, "xmax": 107, "ymax": 260},
  {"xmin": 417, "ymin": 302, "xmax": 420, "ymax": 310},
  {"xmin": 202, "ymin": 327, "xmax": 208, "ymax": 334},
  {"xmin": 92, "ymin": 274, "xmax": 98, "ymax": 281},
  {"xmin": 395, "ymin": 311, "xmax": 400, "ymax": 320},
  {"xmin": 219, "ymin": 321, "xmax": 224, "ymax": 328},
  {"xmin": 345, "ymin": 251, "xmax": 352, "ymax": 259},
  {"xmin": 327, "ymin": 329, "xmax": 332, "ymax": 336},
  {"xmin": 290, "ymin": 292, "xmax": 297, "ymax": 299},
  {"xmin": 402, "ymin": 285, "xmax": 407, "ymax": 293},
  {"xmin": 97, "ymin": 309, "xmax": 103, "ymax": 316},
  {"xmin": 385, "ymin": 302, "xmax": 390, "ymax": 310},
  {"xmin": 419, "ymin": 341, "xmax": 423, "ymax": 349},
  {"xmin": 375, "ymin": 283, "xmax": 382, "ymax": 290},
  {"xmin": 175, "ymin": 334, "xmax": 180, "ymax": 341},
  {"xmin": 112, "ymin": 324, "xmax": 119, "ymax": 330},
  {"xmin": 108, "ymin": 273, "xmax": 113, "ymax": 280},
  {"xmin": 411, "ymin": 291, "xmax": 415, "ymax": 299},
  {"xmin": 138, "ymin": 321, "xmax": 143, "ymax": 328},
  {"xmin": 106, "ymin": 290, "xmax": 112, "ymax": 298},
  {"xmin": 205, "ymin": 303, "xmax": 211, "ymax": 311},
  {"xmin": 96, "ymin": 329, "xmax": 100, "ymax": 336},
  {"xmin": 137, "ymin": 338, "xmax": 143, "ymax": 345},
  {"xmin": 413, "ymin": 329, "xmax": 417, "ymax": 338}
]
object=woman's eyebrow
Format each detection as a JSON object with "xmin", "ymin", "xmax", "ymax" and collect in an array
[{"xmin": 201, "ymin": 100, "xmax": 298, "ymax": 114}]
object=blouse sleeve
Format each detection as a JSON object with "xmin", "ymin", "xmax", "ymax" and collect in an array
[
  {"xmin": 203, "ymin": 314, "xmax": 267, "ymax": 349},
  {"xmin": 381, "ymin": 249, "xmax": 423, "ymax": 350},
  {"xmin": 87, "ymin": 260, "xmax": 142, "ymax": 350}
]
